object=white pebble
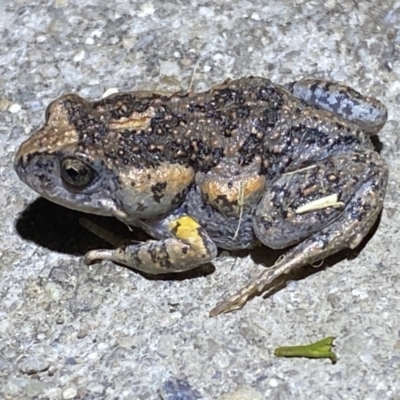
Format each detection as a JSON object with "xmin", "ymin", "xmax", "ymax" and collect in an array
[
  {"xmin": 45, "ymin": 282, "xmax": 61, "ymax": 301},
  {"xmin": 9, "ymin": 103, "xmax": 21, "ymax": 113},
  {"xmin": 73, "ymin": 50, "xmax": 86, "ymax": 62},
  {"xmin": 139, "ymin": 2, "xmax": 155, "ymax": 16},
  {"xmin": 63, "ymin": 386, "xmax": 78, "ymax": 399},
  {"xmin": 359, "ymin": 351, "xmax": 374, "ymax": 364},
  {"xmin": 87, "ymin": 381, "xmax": 105, "ymax": 394},
  {"xmin": 269, "ymin": 378, "xmax": 279, "ymax": 387}
]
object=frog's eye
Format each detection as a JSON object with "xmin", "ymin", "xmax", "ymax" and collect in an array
[{"xmin": 60, "ymin": 158, "xmax": 97, "ymax": 188}]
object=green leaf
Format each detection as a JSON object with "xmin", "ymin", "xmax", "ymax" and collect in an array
[{"xmin": 274, "ymin": 336, "xmax": 337, "ymax": 364}]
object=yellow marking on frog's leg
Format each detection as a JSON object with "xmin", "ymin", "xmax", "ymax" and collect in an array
[
  {"xmin": 84, "ymin": 214, "xmax": 217, "ymax": 275},
  {"xmin": 295, "ymin": 193, "xmax": 344, "ymax": 214},
  {"xmin": 168, "ymin": 215, "xmax": 202, "ymax": 242}
]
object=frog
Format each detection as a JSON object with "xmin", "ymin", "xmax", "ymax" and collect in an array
[{"xmin": 14, "ymin": 77, "xmax": 388, "ymax": 317}]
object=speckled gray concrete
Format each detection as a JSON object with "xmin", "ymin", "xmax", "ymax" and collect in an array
[{"xmin": 1, "ymin": 1, "xmax": 400, "ymax": 399}]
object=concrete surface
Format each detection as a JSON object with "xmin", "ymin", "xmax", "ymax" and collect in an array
[{"xmin": 1, "ymin": 0, "xmax": 400, "ymax": 399}]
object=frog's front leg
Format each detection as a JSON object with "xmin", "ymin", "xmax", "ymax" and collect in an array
[
  {"xmin": 285, "ymin": 79, "xmax": 387, "ymax": 134},
  {"xmin": 210, "ymin": 150, "xmax": 388, "ymax": 316},
  {"xmin": 84, "ymin": 214, "xmax": 217, "ymax": 274}
]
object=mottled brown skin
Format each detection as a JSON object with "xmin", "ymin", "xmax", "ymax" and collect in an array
[{"xmin": 14, "ymin": 77, "xmax": 388, "ymax": 316}]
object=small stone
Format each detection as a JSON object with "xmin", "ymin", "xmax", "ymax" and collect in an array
[
  {"xmin": 117, "ymin": 335, "xmax": 137, "ymax": 349},
  {"xmin": 133, "ymin": 34, "xmax": 154, "ymax": 51},
  {"xmin": 9, "ymin": 103, "xmax": 21, "ymax": 113},
  {"xmin": 121, "ymin": 36, "xmax": 137, "ymax": 50},
  {"xmin": 25, "ymin": 379, "xmax": 47, "ymax": 397},
  {"xmin": 73, "ymin": 50, "xmax": 86, "ymax": 62},
  {"xmin": 327, "ymin": 293, "xmax": 341, "ymax": 308},
  {"xmin": 0, "ymin": 357, "xmax": 11, "ymax": 371},
  {"xmin": 38, "ymin": 64, "xmax": 59, "ymax": 79},
  {"xmin": 97, "ymin": 342, "xmax": 109, "ymax": 351},
  {"xmin": 45, "ymin": 282, "xmax": 62, "ymax": 301},
  {"xmin": 3, "ymin": 346, "xmax": 17, "ymax": 359},
  {"xmin": 139, "ymin": 2, "xmax": 155, "ymax": 16},
  {"xmin": 212, "ymin": 351, "xmax": 230, "ymax": 369},
  {"xmin": 63, "ymin": 386, "xmax": 78, "ymax": 399},
  {"xmin": 87, "ymin": 381, "xmax": 105, "ymax": 394},
  {"xmin": 160, "ymin": 61, "xmax": 180, "ymax": 76},
  {"xmin": 0, "ymin": 318, "xmax": 9, "ymax": 333},
  {"xmin": 19, "ymin": 356, "xmax": 50, "ymax": 374},
  {"xmin": 359, "ymin": 351, "xmax": 374, "ymax": 364},
  {"xmin": 269, "ymin": 378, "xmax": 278, "ymax": 387},
  {"xmin": 4, "ymin": 377, "xmax": 28, "ymax": 396},
  {"xmin": 199, "ymin": 7, "xmax": 214, "ymax": 17},
  {"xmin": 85, "ymin": 37, "xmax": 95, "ymax": 45},
  {"xmin": 180, "ymin": 58, "xmax": 192, "ymax": 67},
  {"xmin": 26, "ymin": 100, "xmax": 42, "ymax": 112},
  {"xmin": 77, "ymin": 329, "xmax": 88, "ymax": 339},
  {"xmin": 218, "ymin": 387, "xmax": 263, "ymax": 400},
  {"xmin": 54, "ymin": 0, "xmax": 68, "ymax": 6},
  {"xmin": 88, "ymin": 352, "xmax": 99, "ymax": 361},
  {"xmin": 0, "ymin": 98, "xmax": 10, "ymax": 111},
  {"xmin": 65, "ymin": 357, "xmax": 77, "ymax": 365},
  {"xmin": 47, "ymin": 365, "xmax": 58, "ymax": 376},
  {"xmin": 160, "ymin": 377, "xmax": 200, "ymax": 400}
]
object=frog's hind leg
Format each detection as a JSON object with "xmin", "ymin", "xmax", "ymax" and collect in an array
[
  {"xmin": 285, "ymin": 79, "xmax": 387, "ymax": 134},
  {"xmin": 209, "ymin": 150, "xmax": 387, "ymax": 317}
]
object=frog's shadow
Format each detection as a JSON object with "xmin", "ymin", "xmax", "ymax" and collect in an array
[{"xmin": 15, "ymin": 197, "xmax": 381, "ymax": 289}]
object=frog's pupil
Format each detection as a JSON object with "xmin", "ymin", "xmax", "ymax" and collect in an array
[
  {"xmin": 61, "ymin": 158, "xmax": 95, "ymax": 188},
  {"xmin": 66, "ymin": 166, "xmax": 84, "ymax": 182}
]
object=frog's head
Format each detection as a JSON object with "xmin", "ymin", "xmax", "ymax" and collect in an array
[
  {"xmin": 14, "ymin": 94, "xmax": 128, "ymax": 220},
  {"xmin": 14, "ymin": 94, "xmax": 194, "ymax": 224}
]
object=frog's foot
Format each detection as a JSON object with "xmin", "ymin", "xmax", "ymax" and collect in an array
[
  {"xmin": 84, "ymin": 214, "xmax": 217, "ymax": 274},
  {"xmin": 285, "ymin": 79, "xmax": 387, "ymax": 134},
  {"xmin": 210, "ymin": 150, "xmax": 388, "ymax": 317}
]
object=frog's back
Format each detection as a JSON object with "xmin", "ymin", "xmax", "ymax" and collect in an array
[
  {"xmin": 85, "ymin": 77, "xmax": 287, "ymax": 175},
  {"xmin": 91, "ymin": 76, "xmax": 375, "ymax": 178}
]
